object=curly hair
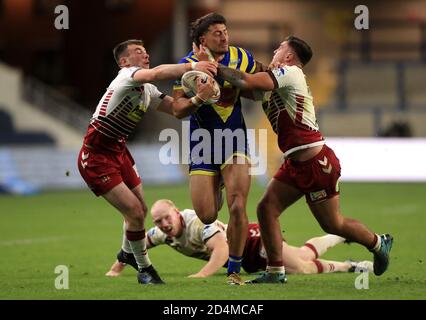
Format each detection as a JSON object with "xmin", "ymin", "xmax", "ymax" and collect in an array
[{"xmin": 190, "ymin": 13, "xmax": 227, "ymax": 46}]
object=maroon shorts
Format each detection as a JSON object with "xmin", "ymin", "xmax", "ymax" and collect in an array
[
  {"xmin": 274, "ymin": 144, "xmax": 341, "ymax": 204},
  {"xmin": 242, "ymin": 223, "xmax": 267, "ymax": 273},
  {"xmin": 77, "ymin": 145, "xmax": 141, "ymax": 196}
]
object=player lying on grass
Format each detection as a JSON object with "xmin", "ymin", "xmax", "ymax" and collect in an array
[{"xmin": 106, "ymin": 198, "xmax": 372, "ymax": 278}]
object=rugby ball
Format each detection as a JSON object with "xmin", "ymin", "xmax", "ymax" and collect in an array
[{"xmin": 181, "ymin": 70, "xmax": 221, "ymax": 105}]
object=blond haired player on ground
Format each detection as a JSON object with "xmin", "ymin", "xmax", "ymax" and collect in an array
[{"xmin": 106, "ymin": 199, "xmax": 373, "ymax": 278}]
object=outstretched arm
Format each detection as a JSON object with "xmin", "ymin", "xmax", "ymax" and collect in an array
[
  {"xmin": 188, "ymin": 232, "xmax": 229, "ymax": 278},
  {"xmin": 133, "ymin": 61, "xmax": 217, "ymax": 83},
  {"xmin": 217, "ymin": 65, "xmax": 275, "ymax": 91}
]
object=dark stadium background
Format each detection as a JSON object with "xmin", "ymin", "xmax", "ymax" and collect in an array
[{"xmin": 0, "ymin": 0, "xmax": 425, "ymax": 302}]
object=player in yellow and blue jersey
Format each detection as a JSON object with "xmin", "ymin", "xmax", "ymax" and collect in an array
[{"xmin": 172, "ymin": 13, "xmax": 267, "ymax": 285}]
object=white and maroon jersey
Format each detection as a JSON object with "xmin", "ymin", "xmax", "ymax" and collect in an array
[
  {"xmin": 84, "ymin": 66, "xmax": 164, "ymax": 152},
  {"xmin": 264, "ymin": 66, "xmax": 324, "ymax": 157},
  {"xmin": 147, "ymin": 209, "xmax": 226, "ymax": 261}
]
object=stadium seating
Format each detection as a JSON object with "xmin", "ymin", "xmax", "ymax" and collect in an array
[
  {"xmin": 0, "ymin": 108, "xmax": 55, "ymax": 145},
  {"xmin": 380, "ymin": 110, "xmax": 426, "ymax": 137},
  {"xmin": 318, "ymin": 110, "xmax": 376, "ymax": 137},
  {"xmin": 403, "ymin": 63, "xmax": 426, "ymax": 108},
  {"xmin": 325, "ymin": 59, "xmax": 426, "ymax": 137},
  {"xmin": 343, "ymin": 62, "xmax": 399, "ymax": 110}
]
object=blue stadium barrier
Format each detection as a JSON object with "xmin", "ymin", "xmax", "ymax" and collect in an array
[{"xmin": 0, "ymin": 149, "xmax": 39, "ymax": 195}]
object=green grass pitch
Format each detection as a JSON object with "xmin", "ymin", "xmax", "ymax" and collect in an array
[{"xmin": 0, "ymin": 182, "xmax": 425, "ymax": 300}]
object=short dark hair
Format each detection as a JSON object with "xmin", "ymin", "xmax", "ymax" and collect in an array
[
  {"xmin": 285, "ymin": 36, "xmax": 312, "ymax": 66},
  {"xmin": 113, "ymin": 39, "xmax": 144, "ymax": 65},
  {"xmin": 190, "ymin": 13, "xmax": 227, "ymax": 46}
]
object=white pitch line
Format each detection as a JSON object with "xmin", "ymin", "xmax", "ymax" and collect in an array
[
  {"xmin": 378, "ymin": 204, "xmax": 419, "ymax": 215},
  {"xmin": 0, "ymin": 236, "xmax": 67, "ymax": 246}
]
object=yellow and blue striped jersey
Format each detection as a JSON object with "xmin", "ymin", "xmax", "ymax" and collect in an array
[{"xmin": 174, "ymin": 46, "xmax": 257, "ymax": 130}]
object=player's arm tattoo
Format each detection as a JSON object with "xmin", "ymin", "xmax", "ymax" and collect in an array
[
  {"xmin": 254, "ymin": 60, "xmax": 269, "ymax": 73},
  {"xmin": 217, "ymin": 65, "xmax": 248, "ymax": 89}
]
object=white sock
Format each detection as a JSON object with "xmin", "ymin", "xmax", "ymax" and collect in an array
[
  {"xmin": 121, "ymin": 221, "xmax": 132, "ymax": 253},
  {"xmin": 126, "ymin": 230, "xmax": 151, "ymax": 270},
  {"xmin": 266, "ymin": 266, "xmax": 285, "ymax": 274},
  {"xmin": 314, "ymin": 259, "xmax": 352, "ymax": 273},
  {"xmin": 305, "ymin": 234, "xmax": 346, "ymax": 257},
  {"xmin": 372, "ymin": 234, "xmax": 381, "ymax": 252}
]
